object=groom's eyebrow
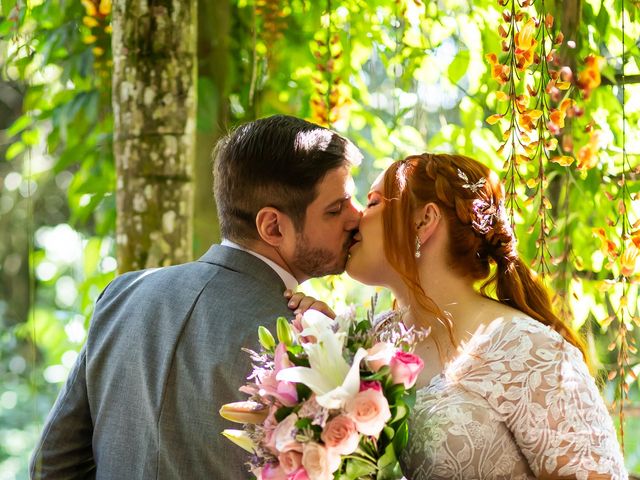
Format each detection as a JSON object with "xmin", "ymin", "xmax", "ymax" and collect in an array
[{"xmin": 324, "ymin": 195, "xmax": 352, "ymax": 211}]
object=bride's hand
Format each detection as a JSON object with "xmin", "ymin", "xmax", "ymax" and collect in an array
[{"xmin": 284, "ymin": 290, "xmax": 336, "ymax": 319}]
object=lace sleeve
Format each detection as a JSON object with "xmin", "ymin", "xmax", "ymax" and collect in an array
[{"xmin": 457, "ymin": 319, "xmax": 627, "ymax": 480}]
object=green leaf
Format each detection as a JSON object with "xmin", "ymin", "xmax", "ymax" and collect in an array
[
  {"xmin": 390, "ymin": 401, "xmax": 408, "ymax": 424},
  {"xmin": 376, "ymin": 443, "xmax": 402, "ymax": 480},
  {"xmin": 392, "ymin": 421, "xmax": 409, "ymax": 453},
  {"xmin": 1, "ymin": 0, "xmax": 16, "ymax": 18},
  {"xmin": 595, "ymin": 2, "xmax": 610, "ymax": 35},
  {"xmin": 7, "ymin": 115, "xmax": 33, "ymax": 137},
  {"xmin": 21, "ymin": 128, "xmax": 40, "ymax": 146},
  {"xmin": 274, "ymin": 406, "xmax": 294, "ymax": 423},
  {"xmin": 0, "ymin": 18, "xmax": 12, "ymax": 36},
  {"xmin": 344, "ymin": 457, "xmax": 377, "ymax": 479},
  {"xmin": 295, "ymin": 417, "xmax": 312, "ymax": 429},
  {"xmin": 447, "ymin": 49, "xmax": 470, "ymax": 85},
  {"xmin": 376, "ymin": 443, "xmax": 397, "ymax": 470},
  {"xmin": 6, "ymin": 141, "xmax": 25, "ymax": 160}
]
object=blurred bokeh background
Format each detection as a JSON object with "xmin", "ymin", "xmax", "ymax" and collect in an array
[{"xmin": 0, "ymin": 0, "xmax": 639, "ymax": 477}]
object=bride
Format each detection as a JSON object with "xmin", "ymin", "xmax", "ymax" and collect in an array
[{"xmin": 314, "ymin": 152, "xmax": 626, "ymax": 479}]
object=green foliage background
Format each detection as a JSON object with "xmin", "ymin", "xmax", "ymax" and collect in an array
[{"xmin": 0, "ymin": 0, "xmax": 639, "ymax": 478}]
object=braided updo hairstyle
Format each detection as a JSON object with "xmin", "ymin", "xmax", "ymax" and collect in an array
[{"xmin": 382, "ymin": 153, "xmax": 587, "ymax": 358}]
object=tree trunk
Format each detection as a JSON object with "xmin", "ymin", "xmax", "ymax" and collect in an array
[
  {"xmin": 112, "ymin": 0, "xmax": 197, "ymax": 272},
  {"xmin": 193, "ymin": 0, "xmax": 230, "ymax": 257}
]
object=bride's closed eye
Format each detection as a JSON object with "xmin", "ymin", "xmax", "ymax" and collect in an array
[{"xmin": 366, "ymin": 193, "xmax": 382, "ymax": 208}]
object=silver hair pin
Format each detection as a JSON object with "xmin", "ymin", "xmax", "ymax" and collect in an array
[
  {"xmin": 457, "ymin": 168, "xmax": 496, "ymax": 235},
  {"xmin": 457, "ymin": 168, "xmax": 486, "ymax": 193}
]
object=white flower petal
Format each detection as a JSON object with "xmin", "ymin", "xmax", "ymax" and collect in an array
[
  {"xmin": 314, "ymin": 348, "xmax": 368, "ymax": 409},
  {"xmin": 277, "ymin": 366, "xmax": 334, "ymax": 394}
]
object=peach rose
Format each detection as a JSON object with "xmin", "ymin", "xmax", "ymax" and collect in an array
[
  {"xmin": 344, "ymin": 388, "xmax": 391, "ymax": 438},
  {"xmin": 301, "ymin": 442, "xmax": 341, "ymax": 480},
  {"xmin": 320, "ymin": 415, "xmax": 360, "ymax": 455},
  {"xmin": 365, "ymin": 342, "xmax": 396, "ymax": 372},
  {"xmin": 389, "ymin": 351, "xmax": 424, "ymax": 388},
  {"xmin": 278, "ymin": 450, "xmax": 303, "ymax": 474},
  {"xmin": 273, "ymin": 413, "xmax": 302, "ymax": 453}
]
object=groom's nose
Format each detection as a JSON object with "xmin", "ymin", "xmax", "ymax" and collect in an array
[{"xmin": 345, "ymin": 200, "xmax": 361, "ymax": 230}]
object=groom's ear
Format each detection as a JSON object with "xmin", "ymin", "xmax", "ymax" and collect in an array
[
  {"xmin": 256, "ymin": 207, "xmax": 289, "ymax": 246},
  {"xmin": 415, "ymin": 202, "xmax": 441, "ymax": 244}
]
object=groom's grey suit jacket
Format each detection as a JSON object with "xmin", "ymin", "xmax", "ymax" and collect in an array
[{"xmin": 30, "ymin": 244, "xmax": 293, "ymax": 479}]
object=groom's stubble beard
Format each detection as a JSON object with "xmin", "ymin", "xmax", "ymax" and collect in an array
[{"xmin": 293, "ymin": 232, "xmax": 355, "ymax": 278}]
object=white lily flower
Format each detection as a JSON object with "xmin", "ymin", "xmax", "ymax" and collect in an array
[
  {"xmin": 335, "ymin": 308, "xmax": 356, "ymax": 335},
  {"xmin": 298, "ymin": 309, "xmax": 339, "ymax": 338},
  {"xmin": 277, "ymin": 310, "xmax": 367, "ymax": 409}
]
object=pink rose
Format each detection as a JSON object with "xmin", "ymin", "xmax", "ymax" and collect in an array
[
  {"xmin": 278, "ymin": 450, "xmax": 303, "ymax": 474},
  {"xmin": 273, "ymin": 413, "xmax": 303, "ymax": 453},
  {"xmin": 288, "ymin": 467, "xmax": 310, "ymax": 480},
  {"xmin": 320, "ymin": 415, "xmax": 360, "ymax": 455},
  {"xmin": 365, "ymin": 342, "xmax": 396, "ymax": 372},
  {"xmin": 389, "ymin": 351, "xmax": 424, "ymax": 388},
  {"xmin": 359, "ymin": 380, "xmax": 382, "ymax": 392},
  {"xmin": 261, "ymin": 463, "xmax": 288, "ymax": 480},
  {"xmin": 344, "ymin": 388, "xmax": 391, "ymax": 438},
  {"xmin": 301, "ymin": 442, "xmax": 341, "ymax": 480}
]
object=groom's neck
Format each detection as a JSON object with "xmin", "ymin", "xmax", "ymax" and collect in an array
[{"xmin": 235, "ymin": 239, "xmax": 304, "ymax": 283}]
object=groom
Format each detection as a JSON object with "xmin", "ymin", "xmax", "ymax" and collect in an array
[{"xmin": 30, "ymin": 115, "xmax": 362, "ymax": 479}]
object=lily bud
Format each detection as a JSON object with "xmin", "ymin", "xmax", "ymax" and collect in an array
[
  {"xmin": 221, "ymin": 429, "xmax": 256, "ymax": 453},
  {"xmin": 220, "ymin": 401, "xmax": 270, "ymax": 424},
  {"xmin": 276, "ymin": 316, "xmax": 294, "ymax": 346},
  {"xmin": 258, "ymin": 326, "xmax": 276, "ymax": 351}
]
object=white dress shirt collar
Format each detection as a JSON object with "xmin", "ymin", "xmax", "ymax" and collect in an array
[{"xmin": 221, "ymin": 239, "xmax": 298, "ymax": 292}]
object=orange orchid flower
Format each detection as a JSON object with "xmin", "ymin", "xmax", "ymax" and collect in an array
[
  {"xmin": 517, "ymin": 109, "xmax": 542, "ymax": 133},
  {"xmin": 514, "ymin": 19, "xmax": 538, "ymax": 71},
  {"xmin": 577, "ymin": 55, "xmax": 603, "ymax": 99},
  {"xmin": 577, "ymin": 130, "xmax": 601, "ymax": 170},
  {"xmin": 621, "ymin": 244, "xmax": 639, "ymax": 277},
  {"xmin": 549, "ymin": 109, "xmax": 565, "ymax": 129},
  {"xmin": 592, "ymin": 228, "xmax": 618, "ymax": 258},
  {"xmin": 486, "ymin": 53, "xmax": 511, "ymax": 84}
]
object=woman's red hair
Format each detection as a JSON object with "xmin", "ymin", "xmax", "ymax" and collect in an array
[{"xmin": 381, "ymin": 153, "xmax": 587, "ymax": 359}]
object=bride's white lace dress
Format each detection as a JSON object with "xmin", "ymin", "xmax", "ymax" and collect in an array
[{"xmin": 401, "ymin": 317, "xmax": 627, "ymax": 480}]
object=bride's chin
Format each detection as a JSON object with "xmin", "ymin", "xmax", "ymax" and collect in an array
[{"xmin": 346, "ymin": 258, "xmax": 375, "ymax": 286}]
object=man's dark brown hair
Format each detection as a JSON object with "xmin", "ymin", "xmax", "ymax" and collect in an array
[{"xmin": 213, "ymin": 115, "xmax": 362, "ymax": 242}]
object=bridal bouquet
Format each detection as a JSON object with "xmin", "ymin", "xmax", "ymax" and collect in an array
[{"xmin": 220, "ymin": 304, "xmax": 428, "ymax": 480}]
